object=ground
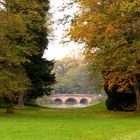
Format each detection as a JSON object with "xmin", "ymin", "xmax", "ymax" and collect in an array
[{"xmin": 0, "ymin": 102, "xmax": 140, "ymax": 140}]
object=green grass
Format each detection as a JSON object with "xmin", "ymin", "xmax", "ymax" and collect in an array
[{"xmin": 0, "ymin": 102, "xmax": 140, "ymax": 140}]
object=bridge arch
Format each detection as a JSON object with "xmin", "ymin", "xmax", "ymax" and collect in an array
[
  {"xmin": 80, "ymin": 98, "xmax": 88, "ymax": 105},
  {"xmin": 53, "ymin": 98, "xmax": 62, "ymax": 105},
  {"xmin": 48, "ymin": 94, "xmax": 96, "ymax": 107},
  {"xmin": 65, "ymin": 98, "xmax": 77, "ymax": 105}
]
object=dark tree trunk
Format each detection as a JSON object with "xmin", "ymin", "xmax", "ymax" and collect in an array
[
  {"xmin": 136, "ymin": 73, "xmax": 140, "ymax": 111},
  {"xmin": 136, "ymin": 87, "xmax": 140, "ymax": 110},
  {"xmin": 4, "ymin": 98, "xmax": 14, "ymax": 113},
  {"xmin": 17, "ymin": 93, "xmax": 24, "ymax": 108},
  {"xmin": 6, "ymin": 102, "xmax": 14, "ymax": 114}
]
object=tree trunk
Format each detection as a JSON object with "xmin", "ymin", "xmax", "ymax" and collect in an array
[
  {"xmin": 136, "ymin": 73, "xmax": 140, "ymax": 111},
  {"xmin": 6, "ymin": 102, "xmax": 14, "ymax": 114},
  {"xmin": 136, "ymin": 87, "xmax": 140, "ymax": 110},
  {"xmin": 17, "ymin": 93, "xmax": 24, "ymax": 108}
]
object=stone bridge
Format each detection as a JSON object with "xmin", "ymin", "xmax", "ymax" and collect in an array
[{"xmin": 48, "ymin": 94, "xmax": 96, "ymax": 105}]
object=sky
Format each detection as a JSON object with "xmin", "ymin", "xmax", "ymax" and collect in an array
[{"xmin": 43, "ymin": 0, "xmax": 83, "ymax": 60}]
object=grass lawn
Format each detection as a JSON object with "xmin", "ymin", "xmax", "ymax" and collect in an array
[{"xmin": 0, "ymin": 102, "xmax": 140, "ymax": 140}]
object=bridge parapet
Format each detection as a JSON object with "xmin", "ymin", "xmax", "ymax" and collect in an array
[{"xmin": 48, "ymin": 94, "xmax": 96, "ymax": 105}]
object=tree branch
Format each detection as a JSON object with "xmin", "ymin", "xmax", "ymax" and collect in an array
[{"xmin": 0, "ymin": 1, "xmax": 6, "ymax": 8}]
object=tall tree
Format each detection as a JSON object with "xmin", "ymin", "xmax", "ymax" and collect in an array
[
  {"xmin": 22, "ymin": 0, "xmax": 56, "ymax": 99},
  {"xmin": 0, "ymin": 0, "xmax": 55, "ymax": 112},
  {"xmin": 68, "ymin": 0, "xmax": 140, "ymax": 110},
  {"xmin": 0, "ymin": 2, "xmax": 34, "ymax": 113},
  {"xmin": 6, "ymin": 0, "xmax": 55, "ymax": 99}
]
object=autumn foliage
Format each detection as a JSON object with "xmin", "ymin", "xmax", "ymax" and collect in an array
[{"xmin": 68, "ymin": 0, "xmax": 140, "ymax": 110}]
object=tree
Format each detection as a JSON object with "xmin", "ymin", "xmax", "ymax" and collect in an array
[
  {"xmin": 0, "ymin": 3, "xmax": 34, "ymax": 113},
  {"xmin": 25, "ymin": 56, "xmax": 55, "ymax": 99},
  {"xmin": 67, "ymin": 0, "xmax": 140, "ymax": 110},
  {"xmin": 53, "ymin": 51, "xmax": 98, "ymax": 94},
  {"xmin": 22, "ymin": 0, "xmax": 56, "ymax": 99},
  {"xmin": 7, "ymin": 0, "xmax": 55, "ymax": 99},
  {"xmin": 0, "ymin": 0, "xmax": 55, "ymax": 112}
]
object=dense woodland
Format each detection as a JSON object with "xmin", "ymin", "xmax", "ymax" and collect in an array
[{"xmin": 52, "ymin": 49, "xmax": 100, "ymax": 94}]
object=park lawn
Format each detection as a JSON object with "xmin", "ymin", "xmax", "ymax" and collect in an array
[{"xmin": 0, "ymin": 103, "xmax": 140, "ymax": 140}]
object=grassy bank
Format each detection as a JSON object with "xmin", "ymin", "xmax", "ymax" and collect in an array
[{"xmin": 0, "ymin": 102, "xmax": 140, "ymax": 140}]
